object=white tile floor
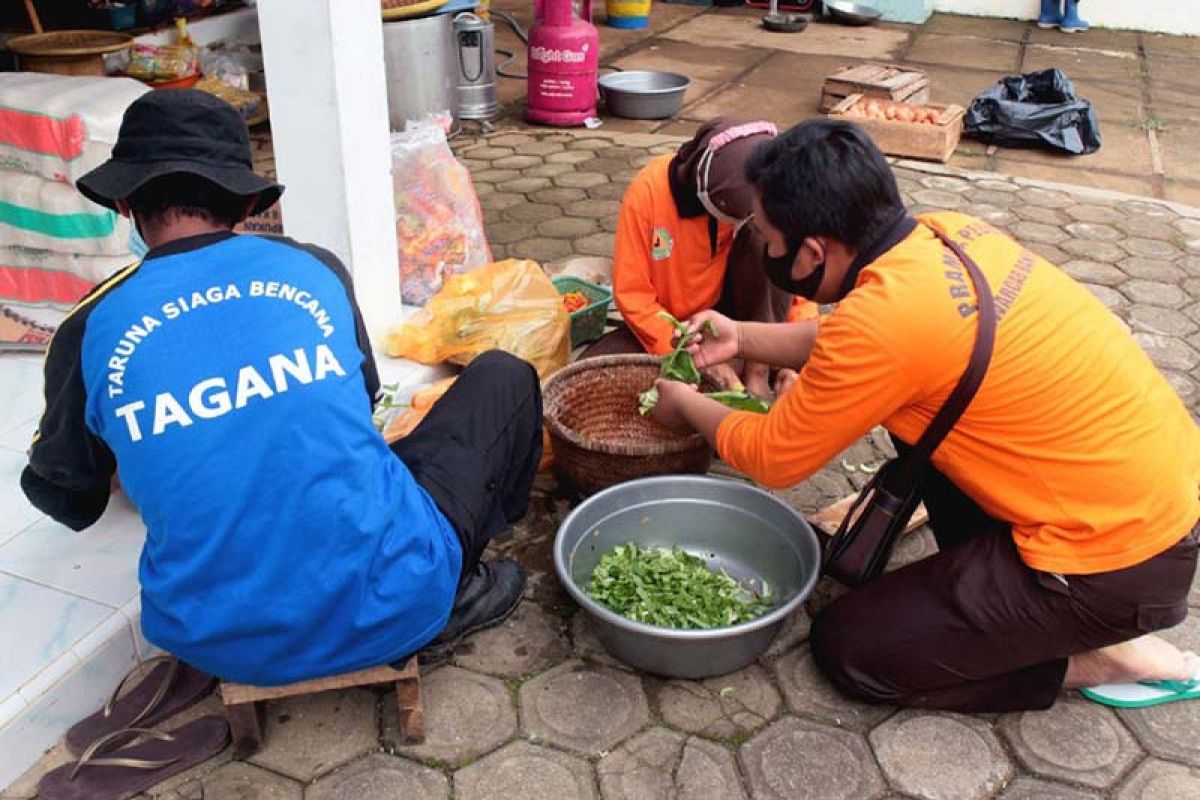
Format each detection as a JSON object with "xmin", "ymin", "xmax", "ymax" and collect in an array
[{"xmin": 0, "ymin": 346, "xmax": 442, "ymax": 790}]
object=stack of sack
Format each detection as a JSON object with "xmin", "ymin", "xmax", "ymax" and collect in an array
[{"xmin": 0, "ymin": 73, "xmax": 149, "ymax": 348}]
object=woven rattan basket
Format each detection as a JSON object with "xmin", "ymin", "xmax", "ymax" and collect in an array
[
  {"xmin": 7, "ymin": 31, "xmax": 133, "ymax": 76},
  {"xmin": 543, "ymin": 354, "xmax": 714, "ymax": 495},
  {"xmin": 381, "ymin": 0, "xmax": 449, "ymax": 20}
]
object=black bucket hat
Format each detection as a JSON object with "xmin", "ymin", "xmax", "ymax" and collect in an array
[{"xmin": 78, "ymin": 89, "xmax": 283, "ymax": 216}]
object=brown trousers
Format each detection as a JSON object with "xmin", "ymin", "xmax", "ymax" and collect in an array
[
  {"xmin": 811, "ymin": 445, "xmax": 1199, "ymax": 713},
  {"xmin": 582, "ymin": 225, "xmax": 791, "ymax": 358}
]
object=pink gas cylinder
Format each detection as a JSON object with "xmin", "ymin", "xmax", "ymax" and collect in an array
[{"xmin": 525, "ymin": 0, "xmax": 599, "ymax": 126}]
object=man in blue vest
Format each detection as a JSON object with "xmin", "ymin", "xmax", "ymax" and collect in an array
[{"xmin": 21, "ymin": 90, "xmax": 540, "ymax": 687}]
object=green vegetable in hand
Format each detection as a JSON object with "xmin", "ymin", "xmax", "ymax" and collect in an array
[
  {"xmin": 656, "ymin": 311, "xmax": 702, "ymax": 383},
  {"xmin": 639, "ymin": 313, "xmax": 702, "ymax": 414},
  {"xmin": 661, "ymin": 348, "xmax": 701, "ymax": 385},
  {"xmin": 637, "ymin": 386, "xmax": 659, "ymax": 416},
  {"xmin": 703, "ymin": 390, "xmax": 771, "ymax": 414},
  {"xmin": 588, "ymin": 543, "xmax": 773, "ymax": 629},
  {"xmin": 639, "ymin": 313, "xmax": 738, "ymax": 415}
]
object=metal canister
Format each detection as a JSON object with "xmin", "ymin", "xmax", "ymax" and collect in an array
[
  {"xmin": 381, "ymin": 13, "xmax": 459, "ymax": 135},
  {"xmin": 453, "ymin": 13, "xmax": 500, "ymax": 121}
]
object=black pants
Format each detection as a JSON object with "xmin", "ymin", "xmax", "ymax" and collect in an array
[
  {"xmin": 810, "ymin": 441, "xmax": 1199, "ymax": 713},
  {"xmin": 389, "ymin": 350, "xmax": 543, "ymax": 583}
]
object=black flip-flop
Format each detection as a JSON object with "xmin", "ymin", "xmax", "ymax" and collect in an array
[
  {"xmin": 65, "ymin": 656, "xmax": 217, "ymax": 755},
  {"xmin": 39, "ymin": 716, "xmax": 230, "ymax": 800}
]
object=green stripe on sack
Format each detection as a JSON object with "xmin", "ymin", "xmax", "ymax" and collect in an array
[{"xmin": 0, "ymin": 200, "xmax": 117, "ymax": 240}]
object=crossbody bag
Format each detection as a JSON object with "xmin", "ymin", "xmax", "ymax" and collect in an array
[{"xmin": 822, "ymin": 226, "xmax": 997, "ymax": 586}]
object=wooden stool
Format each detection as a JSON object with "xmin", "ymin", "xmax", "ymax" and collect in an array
[{"xmin": 219, "ymin": 658, "xmax": 424, "ymax": 758}]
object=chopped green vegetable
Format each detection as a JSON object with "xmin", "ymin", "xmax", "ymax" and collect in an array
[
  {"xmin": 638, "ymin": 386, "xmax": 659, "ymax": 416},
  {"xmin": 371, "ymin": 382, "xmax": 404, "ymax": 431},
  {"xmin": 587, "ymin": 543, "xmax": 773, "ymax": 629},
  {"xmin": 704, "ymin": 390, "xmax": 770, "ymax": 414}
]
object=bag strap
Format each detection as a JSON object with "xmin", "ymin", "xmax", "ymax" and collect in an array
[{"xmin": 891, "ymin": 226, "xmax": 997, "ymax": 484}]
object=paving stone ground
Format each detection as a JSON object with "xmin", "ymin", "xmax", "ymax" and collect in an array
[
  {"xmin": 8, "ymin": 126, "xmax": 1200, "ymax": 800},
  {"xmin": 481, "ymin": 2, "xmax": 1200, "ymax": 206}
]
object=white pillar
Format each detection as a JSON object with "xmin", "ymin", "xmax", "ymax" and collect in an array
[{"xmin": 257, "ymin": 0, "xmax": 401, "ymax": 341}]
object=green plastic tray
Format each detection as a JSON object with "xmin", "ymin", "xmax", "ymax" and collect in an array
[{"xmin": 554, "ymin": 275, "xmax": 613, "ymax": 349}]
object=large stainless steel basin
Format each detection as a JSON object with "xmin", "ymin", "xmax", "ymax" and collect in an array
[{"xmin": 554, "ymin": 475, "xmax": 821, "ymax": 679}]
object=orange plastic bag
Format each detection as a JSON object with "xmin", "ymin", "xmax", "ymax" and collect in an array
[{"xmin": 384, "ymin": 259, "xmax": 570, "ymax": 380}]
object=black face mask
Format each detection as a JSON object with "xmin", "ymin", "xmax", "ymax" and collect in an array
[{"xmin": 763, "ymin": 241, "xmax": 825, "ymax": 300}]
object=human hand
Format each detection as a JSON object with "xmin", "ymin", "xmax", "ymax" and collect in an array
[
  {"xmin": 682, "ymin": 310, "xmax": 739, "ymax": 370},
  {"xmin": 648, "ymin": 378, "xmax": 700, "ymax": 432}
]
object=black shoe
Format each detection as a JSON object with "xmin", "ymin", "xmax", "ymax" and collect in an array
[{"xmin": 419, "ymin": 559, "xmax": 526, "ymax": 665}]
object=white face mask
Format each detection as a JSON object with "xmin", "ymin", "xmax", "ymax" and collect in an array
[{"xmin": 695, "ymin": 147, "xmax": 745, "ymax": 226}]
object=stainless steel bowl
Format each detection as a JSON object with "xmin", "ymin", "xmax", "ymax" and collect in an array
[
  {"xmin": 554, "ymin": 475, "xmax": 821, "ymax": 679},
  {"xmin": 824, "ymin": 0, "xmax": 882, "ymax": 25},
  {"xmin": 599, "ymin": 70, "xmax": 691, "ymax": 120}
]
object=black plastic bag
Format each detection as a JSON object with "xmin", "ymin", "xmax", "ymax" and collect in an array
[{"xmin": 965, "ymin": 69, "xmax": 1101, "ymax": 155}]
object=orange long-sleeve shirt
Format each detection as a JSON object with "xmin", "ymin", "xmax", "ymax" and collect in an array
[
  {"xmin": 612, "ymin": 154, "xmax": 815, "ymax": 354},
  {"xmin": 717, "ymin": 212, "xmax": 1200, "ymax": 575}
]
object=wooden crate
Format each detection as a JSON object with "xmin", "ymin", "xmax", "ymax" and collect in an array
[
  {"xmin": 828, "ymin": 94, "xmax": 964, "ymax": 164},
  {"xmin": 820, "ymin": 63, "xmax": 929, "ymax": 114}
]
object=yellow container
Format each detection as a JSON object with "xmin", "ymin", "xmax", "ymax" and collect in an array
[{"xmin": 606, "ymin": 0, "xmax": 650, "ymax": 29}]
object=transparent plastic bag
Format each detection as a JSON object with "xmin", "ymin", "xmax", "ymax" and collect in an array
[
  {"xmin": 384, "ymin": 259, "xmax": 570, "ymax": 380},
  {"xmin": 392, "ymin": 118, "xmax": 491, "ymax": 306},
  {"xmin": 126, "ymin": 19, "xmax": 200, "ymax": 82},
  {"xmin": 199, "ymin": 44, "xmax": 263, "ymax": 92}
]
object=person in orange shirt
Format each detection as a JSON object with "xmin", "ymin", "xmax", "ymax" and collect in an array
[
  {"xmin": 650, "ymin": 119, "xmax": 1200, "ymax": 712},
  {"xmin": 582, "ymin": 118, "xmax": 816, "ymax": 397}
]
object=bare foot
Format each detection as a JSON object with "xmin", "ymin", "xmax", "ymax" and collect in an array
[
  {"xmin": 742, "ymin": 362, "xmax": 771, "ymax": 398},
  {"xmin": 773, "ymin": 368, "xmax": 799, "ymax": 397},
  {"xmin": 744, "ymin": 376, "xmax": 772, "ymax": 398},
  {"xmin": 1064, "ymin": 635, "xmax": 1199, "ymax": 688}
]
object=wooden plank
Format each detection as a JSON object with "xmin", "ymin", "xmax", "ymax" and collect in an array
[
  {"xmin": 221, "ymin": 659, "xmax": 420, "ymax": 705},
  {"xmin": 829, "ymin": 93, "xmax": 861, "ymax": 115},
  {"xmin": 824, "ymin": 65, "xmax": 926, "ymax": 93},
  {"xmin": 226, "ymin": 703, "xmax": 264, "ymax": 759},
  {"xmin": 395, "ymin": 676, "xmax": 426, "ymax": 744},
  {"xmin": 810, "ymin": 494, "xmax": 929, "ymax": 537},
  {"xmin": 828, "ymin": 63, "xmax": 887, "ymax": 84},
  {"xmin": 820, "ymin": 80, "xmax": 931, "ymax": 113}
]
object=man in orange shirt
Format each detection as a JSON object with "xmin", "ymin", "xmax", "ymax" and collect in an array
[
  {"xmin": 583, "ymin": 118, "xmax": 816, "ymax": 397},
  {"xmin": 651, "ymin": 119, "xmax": 1200, "ymax": 712}
]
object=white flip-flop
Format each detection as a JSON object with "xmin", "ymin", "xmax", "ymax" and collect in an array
[{"xmin": 1080, "ymin": 663, "xmax": 1200, "ymax": 709}]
